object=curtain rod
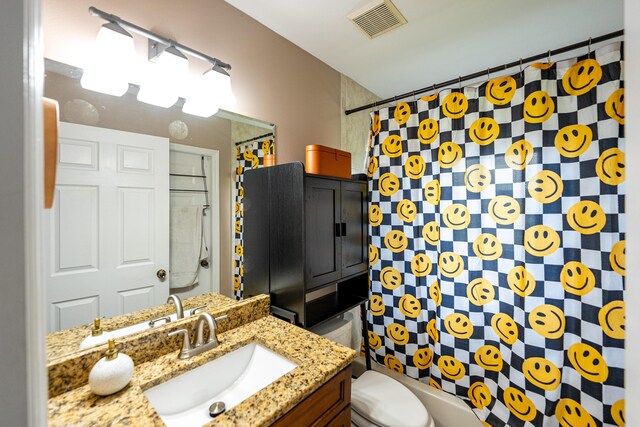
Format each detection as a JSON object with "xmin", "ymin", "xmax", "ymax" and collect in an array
[
  {"xmin": 88, "ymin": 6, "xmax": 231, "ymax": 71},
  {"xmin": 234, "ymin": 132, "xmax": 274, "ymax": 146},
  {"xmin": 345, "ymin": 29, "xmax": 623, "ymax": 116}
]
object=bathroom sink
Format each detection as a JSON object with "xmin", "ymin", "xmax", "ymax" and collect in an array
[
  {"xmin": 144, "ymin": 342, "xmax": 297, "ymax": 427},
  {"xmin": 110, "ymin": 313, "xmax": 180, "ymax": 339}
]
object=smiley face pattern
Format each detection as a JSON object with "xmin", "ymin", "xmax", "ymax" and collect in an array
[
  {"xmin": 365, "ymin": 43, "xmax": 625, "ymax": 427},
  {"xmin": 233, "ymin": 138, "xmax": 273, "ymax": 299}
]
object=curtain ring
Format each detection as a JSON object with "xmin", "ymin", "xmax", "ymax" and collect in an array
[
  {"xmin": 519, "ymin": 58, "xmax": 523, "ymax": 77},
  {"xmin": 458, "ymin": 76, "xmax": 462, "ymax": 91},
  {"xmin": 588, "ymin": 37, "xmax": 592, "ymax": 58},
  {"xmin": 432, "ymin": 83, "xmax": 436, "ymax": 94},
  {"xmin": 548, "ymin": 49, "xmax": 552, "ymax": 64},
  {"xmin": 486, "ymin": 67, "xmax": 491, "ymax": 82},
  {"xmin": 412, "ymin": 90, "xmax": 417, "ymax": 102}
]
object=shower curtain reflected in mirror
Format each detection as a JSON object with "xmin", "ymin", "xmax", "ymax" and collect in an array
[
  {"xmin": 365, "ymin": 42, "xmax": 624, "ymax": 427},
  {"xmin": 233, "ymin": 136, "xmax": 274, "ymax": 299}
]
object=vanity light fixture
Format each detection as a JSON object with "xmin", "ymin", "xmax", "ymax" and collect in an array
[
  {"xmin": 80, "ymin": 21, "xmax": 134, "ymax": 96},
  {"xmin": 86, "ymin": 6, "xmax": 234, "ymax": 112},
  {"xmin": 183, "ymin": 63, "xmax": 236, "ymax": 118}
]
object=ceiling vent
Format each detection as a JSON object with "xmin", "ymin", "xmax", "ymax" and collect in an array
[{"xmin": 348, "ymin": 0, "xmax": 407, "ymax": 39}]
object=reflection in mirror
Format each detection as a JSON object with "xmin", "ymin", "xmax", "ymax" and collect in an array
[
  {"xmin": 231, "ymin": 121, "xmax": 275, "ymax": 300},
  {"xmin": 43, "ymin": 59, "xmax": 275, "ymax": 360}
]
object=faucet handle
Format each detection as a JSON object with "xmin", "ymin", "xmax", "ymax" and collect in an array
[
  {"xmin": 208, "ymin": 315, "xmax": 228, "ymax": 345},
  {"xmin": 189, "ymin": 305, "xmax": 207, "ymax": 316},
  {"xmin": 149, "ymin": 315, "xmax": 171, "ymax": 327},
  {"xmin": 168, "ymin": 328, "xmax": 191, "ymax": 359}
]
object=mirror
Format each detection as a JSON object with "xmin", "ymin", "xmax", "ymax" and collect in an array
[{"xmin": 43, "ymin": 59, "xmax": 275, "ymax": 361}]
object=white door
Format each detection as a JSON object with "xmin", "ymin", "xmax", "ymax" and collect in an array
[{"xmin": 45, "ymin": 123, "xmax": 169, "ymax": 332}]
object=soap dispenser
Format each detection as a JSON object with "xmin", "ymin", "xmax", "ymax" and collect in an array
[
  {"xmin": 89, "ymin": 339, "xmax": 134, "ymax": 396},
  {"xmin": 79, "ymin": 318, "xmax": 114, "ymax": 350}
]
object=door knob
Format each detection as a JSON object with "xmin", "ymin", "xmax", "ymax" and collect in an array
[{"xmin": 157, "ymin": 269, "xmax": 167, "ymax": 280}]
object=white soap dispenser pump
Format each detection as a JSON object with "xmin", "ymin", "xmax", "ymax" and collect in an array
[
  {"xmin": 88, "ymin": 339, "xmax": 134, "ymax": 396},
  {"xmin": 79, "ymin": 318, "xmax": 114, "ymax": 350}
]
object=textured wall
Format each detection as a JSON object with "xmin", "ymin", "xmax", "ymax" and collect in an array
[
  {"xmin": 341, "ymin": 75, "xmax": 380, "ymax": 174},
  {"xmin": 231, "ymin": 121, "xmax": 273, "ymax": 146}
]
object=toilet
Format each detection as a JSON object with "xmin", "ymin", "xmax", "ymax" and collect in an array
[{"xmin": 351, "ymin": 370, "xmax": 435, "ymax": 427}]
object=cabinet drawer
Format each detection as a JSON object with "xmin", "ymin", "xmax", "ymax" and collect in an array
[
  {"xmin": 272, "ymin": 365, "xmax": 352, "ymax": 427},
  {"xmin": 326, "ymin": 404, "xmax": 351, "ymax": 427}
]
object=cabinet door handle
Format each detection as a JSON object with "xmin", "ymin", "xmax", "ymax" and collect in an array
[
  {"xmin": 341, "ymin": 222, "xmax": 347, "ymax": 236},
  {"xmin": 335, "ymin": 223, "xmax": 341, "ymax": 237}
]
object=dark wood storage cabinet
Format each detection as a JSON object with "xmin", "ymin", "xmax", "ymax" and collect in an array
[{"xmin": 244, "ymin": 162, "xmax": 368, "ymax": 328}]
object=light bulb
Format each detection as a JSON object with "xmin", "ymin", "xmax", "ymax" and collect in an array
[
  {"xmin": 204, "ymin": 65, "xmax": 236, "ymax": 108},
  {"xmin": 182, "ymin": 64, "xmax": 234, "ymax": 117},
  {"xmin": 95, "ymin": 22, "xmax": 135, "ymax": 59},
  {"xmin": 137, "ymin": 46, "xmax": 188, "ymax": 108},
  {"xmin": 81, "ymin": 22, "xmax": 134, "ymax": 97}
]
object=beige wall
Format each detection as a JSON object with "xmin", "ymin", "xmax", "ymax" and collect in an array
[
  {"xmin": 45, "ymin": 71, "xmax": 232, "ymax": 148},
  {"xmin": 43, "ymin": 0, "xmax": 342, "ymax": 165}
]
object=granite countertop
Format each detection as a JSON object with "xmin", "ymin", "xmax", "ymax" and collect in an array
[
  {"xmin": 47, "ymin": 292, "xmax": 236, "ymax": 361},
  {"xmin": 48, "ymin": 315, "xmax": 357, "ymax": 427}
]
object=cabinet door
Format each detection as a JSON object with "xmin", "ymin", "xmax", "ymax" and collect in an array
[
  {"xmin": 305, "ymin": 177, "xmax": 341, "ymax": 289},
  {"xmin": 272, "ymin": 365, "xmax": 352, "ymax": 427},
  {"xmin": 340, "ymin": 181, "xmax": 368, "ymax": 277},
  {"xmin": 243, "ymin": 167, "xmax": 271, "ymax": 298}
]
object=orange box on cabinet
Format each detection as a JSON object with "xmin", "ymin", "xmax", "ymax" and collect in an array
[{"xmin": 305, "ymin": 144, "xmax": 352, "ymax": 179}]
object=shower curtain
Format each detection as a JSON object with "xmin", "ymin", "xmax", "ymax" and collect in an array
[
  {"xmin": 365, "ymin": 43, "xmax": 624, "ymax": 427},
  {"xmin": 233, "ymin": 137, "xmax": 273, "ymax": 299}
]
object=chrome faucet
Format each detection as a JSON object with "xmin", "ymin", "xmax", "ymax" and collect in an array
[
  {"xmin": 168, "ymin": 313, "xmax": 228, "ymax": 359},
  {"xmin": 196, "ymin": 313, "xmax": 218, "ymax": 347},
  {"xmin": 167, "ymin": 294, "xmax": 184, "ymax": 319}
]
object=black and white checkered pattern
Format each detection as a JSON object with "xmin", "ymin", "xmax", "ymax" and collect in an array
[
  {"xmin": 233, "ymin": 138, "xmax": 273, "ymax": 300},
  {"xmin": 366, "ymin": 43, "xmax": 625, "ymax": 427}
]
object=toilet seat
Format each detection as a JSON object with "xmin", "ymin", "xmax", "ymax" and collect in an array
[{"xmin": 351, "ymin": 370, "xmax": 432, "ymax": 427}]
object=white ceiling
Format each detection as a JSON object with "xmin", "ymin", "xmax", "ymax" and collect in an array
[{"xmin": 224, "ymin": 0, "xmax": 623, "ymax": 99}]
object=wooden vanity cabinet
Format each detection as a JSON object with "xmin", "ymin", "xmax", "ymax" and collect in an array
[
  {"xmin": 244, "ymin": 162, "xmax": 368, "ymax": 328},
  {"xmin": 272, "ymin": 365, "xmax": 352, "ymax": 427}
]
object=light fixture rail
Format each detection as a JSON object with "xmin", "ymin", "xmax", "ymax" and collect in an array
[{"xmin": 89, "ymin": 6, "xmax": 231, "ymax": 70}]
